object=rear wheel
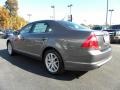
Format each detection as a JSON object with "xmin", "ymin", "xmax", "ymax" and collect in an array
[
  {"xmin": 44, "ymin": 50, "xmax": 64, "ymax": 74},
  {"xmin": 7, "ymin": 42, "xmax": 15, "ymax": 56}
]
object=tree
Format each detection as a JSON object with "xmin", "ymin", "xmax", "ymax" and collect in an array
[
  {"xmin": 12, "ymin": 16, "xmax": 27, "ymax": 30},
  {"xmin": 0, "ymin": 6, "xmax": 10, "ymax": 29},
  {"xmin": 0, "ymin": 5, "xmax": 27, "ymax": 30},
  {"xmin": 4, "ymin": 0, "xmax": 18, "ymax": 16},
  {"xmin": 1, "ymin": 0, "xmax": 27, "ymax": 30}
]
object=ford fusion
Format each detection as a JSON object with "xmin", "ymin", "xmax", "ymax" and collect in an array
[{"xmin": 7, "ymin": 20, "xmax": 112, "ymax": 74}]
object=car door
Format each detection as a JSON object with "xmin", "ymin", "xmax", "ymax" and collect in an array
[
  {"xmin": 14, "ymin": 23, "xmax": 33, "ymax": 53},
  {"xmin": 24, "ymin": 22, "xmax": 52, "ymax": 57}
]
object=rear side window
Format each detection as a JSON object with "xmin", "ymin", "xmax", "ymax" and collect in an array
[
  {"xmin": 32, "ymin": 22, "xmax": 52, "ymax": 33},
  {"xmin": 58, "ymin": 21, "xmax": 91, "ymax": 31},
  {"xmin": 33, "ymin": 23, "xmax": 47, "ymax": 33}
]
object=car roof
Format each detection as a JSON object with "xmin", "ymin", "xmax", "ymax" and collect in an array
[{"xmin": 28, "ymin": 20, "xmax": 58, "ymax": 24}]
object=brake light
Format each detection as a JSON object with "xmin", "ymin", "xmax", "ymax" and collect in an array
[{"xmin": 81, "ymin": 33, "xmax": 99, "ymax": 49}]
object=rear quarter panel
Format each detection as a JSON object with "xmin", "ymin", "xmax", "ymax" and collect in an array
[{"xmin": 47, "ymin": 30, "xmax": 92, "ymax": 63}]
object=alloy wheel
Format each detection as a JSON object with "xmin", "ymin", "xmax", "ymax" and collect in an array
[
  {"xmin": 7, "ymin": 42, "xmax": 13, "ymax": 55},
  {"xmin": 45, "ymin": 53, "xmax": 59, "ymax": 73}
]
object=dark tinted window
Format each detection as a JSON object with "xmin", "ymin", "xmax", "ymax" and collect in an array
[
  {"xmin": 58, "ymin": 21, "xmax": 90, "ymax": 31},
  {"xmin": 92, "ymin": 26, "xmax": 102, "ymax": 30},
  {"xmin": 110, "ymin": 25, "xmax": 120, "ymax": 29}
]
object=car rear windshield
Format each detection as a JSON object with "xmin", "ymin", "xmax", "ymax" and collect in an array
[{"xmin": 58, "ymin": 21, "xmax": 91, "ymax": 31}]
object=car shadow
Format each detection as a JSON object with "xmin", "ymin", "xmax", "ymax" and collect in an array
[{"xmin": 0, "ymin": 49, "xmax": 87, "ymax": 81}]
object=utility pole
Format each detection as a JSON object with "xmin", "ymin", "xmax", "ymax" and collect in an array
[
  {"xmin": 109, "ymin": 9, "xmax": 114, "ymax": 27},
  {"xmin": 68, "ymin": 4, "xmax": 73, "ymax": 22},
  {"xmin": 51, "ymin": 5, "xmax": 55, "ymax": 20},
  {"xmin": 105, "ymin": 0, "xmax": 109, "ymax": 29}
]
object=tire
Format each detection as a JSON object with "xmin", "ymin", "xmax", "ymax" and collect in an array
[
  {"xmin": 44, "ymin": 50, "xmax": 64, "ymax": 74},
  {"xmin": 7, "ymin": 42, "xmax": 15, "ymax": 56}
]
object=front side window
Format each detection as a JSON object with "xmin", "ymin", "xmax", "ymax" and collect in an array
[
  {"xmin": 20, "ymin": 24, "xmax": 32, "ymax": 34},
  {"xmin": 32, "ymin": 23, "xmax": 48, "ymax": 33}
]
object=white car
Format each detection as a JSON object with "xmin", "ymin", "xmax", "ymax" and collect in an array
[{"xmin": 0, "ymin": 30, "xmax": 5, "ymax": 38}]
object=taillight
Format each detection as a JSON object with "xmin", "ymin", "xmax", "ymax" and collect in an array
[{"xmin": 81, "ymin": 33, "xmax": 99, "ymax": 49}]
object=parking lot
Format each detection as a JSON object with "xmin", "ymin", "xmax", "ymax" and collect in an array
[{"xmin": 0, "ymin": 39, "xmax": 120, "ymax": 90}]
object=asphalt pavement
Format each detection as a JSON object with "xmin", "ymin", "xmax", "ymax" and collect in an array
[{"xmin": 0, "ymin": 39, "xmax": 120, "ymax": 90}]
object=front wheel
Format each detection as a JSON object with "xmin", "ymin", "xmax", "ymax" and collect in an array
[
  {"xmin": 44, "ymin": 50, "xmax": 64, "ymax": 74},
  {"xmin": 7, "ymin": 42, "xmax": 14, "ymax": 56}
]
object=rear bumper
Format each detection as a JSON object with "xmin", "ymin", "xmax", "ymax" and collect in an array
[
  {"xmin": 64, "ymin": 48, "xmax": 112, "ymax": 71},
  {"xmin": 64, "ymin": 56, "xmax": 112, "ymax": 71}
]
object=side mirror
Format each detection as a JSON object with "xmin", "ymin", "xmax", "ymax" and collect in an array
[{"xmin": 13, "ymin": 31, "xmax": 20, "ymax": 35}]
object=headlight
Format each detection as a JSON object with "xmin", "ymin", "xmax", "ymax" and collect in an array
[{"xmin": 116, "ymin": 31, "xmax": 120, "ymax": 36}]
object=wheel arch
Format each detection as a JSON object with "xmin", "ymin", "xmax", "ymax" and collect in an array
[{"xmin": 42, "ymin": 47, "xmax": 62, "ymax": 60}]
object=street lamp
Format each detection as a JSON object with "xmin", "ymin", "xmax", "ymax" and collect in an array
[
  {"xmin": 109, "ymin": 9, "xmax": 114, "ymax": 26},
  {"xmin": 51, "ymin": 5, "xmax": 55, "ymax": 20},
  {"xmin": 27, "ymin": 14, "xmax": 32, "ymax": 22},
  {"xmin": 68, "ymin": 4, "xmax": 73, "ymax": 22},
  {"xmin": 68, "ymin": 4, "xmax": 72, "ymax": 15},
  {"xmin": 105, "ymin": 0, "xmax": 109, "ymax": 29}
]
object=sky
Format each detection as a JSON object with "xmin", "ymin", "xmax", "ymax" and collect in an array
[{"xmin": 0, "ymin": 0, "xmax": 120, "ymax": 25}]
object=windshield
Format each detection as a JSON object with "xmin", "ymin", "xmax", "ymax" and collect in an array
[
  {"xmin": 108, "ymin": 25, "xmax": 120, "ymax": 29},
  {"xmin": 92, "ymin": 25, "xmax": 103, "ymax": 30},
  {"xmin": 58, "ymin": 21, "xmax": 91, "ymax": 31}
]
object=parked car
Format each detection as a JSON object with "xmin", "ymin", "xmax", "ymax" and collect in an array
[
  {"xmin": 3, "ymin": 29, "xmax": 14, "ymax": 39},
  {"xmin": 7, "ymin": 20, "xmax": 112, "ymax": 74},
  {"xmin": 103, "ymin": 25, "xmax": 120, "ymax": 43},
  {"xmin": 91, "ymin": 25, "xmax": 103, "ymax": 30},
  {"xmin": 0, "ymin": 29, "xmax": 5, "ymax": 38}
]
